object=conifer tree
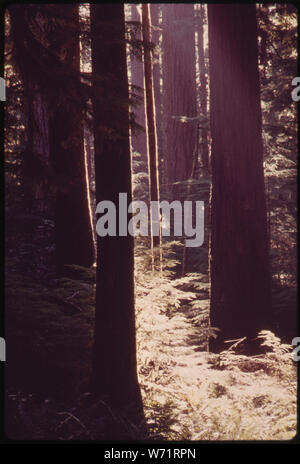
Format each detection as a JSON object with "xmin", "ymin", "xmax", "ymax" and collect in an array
[
  {"xmin": 90, "ymin": 4, "xmax": 145, "ymax": 426},
  {"xmin": 208, "ymin": 4, "xmax": 273, "ymax": 352}
]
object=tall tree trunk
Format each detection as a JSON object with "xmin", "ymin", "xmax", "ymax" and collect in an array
[
  {"xmin": 141, "ymin": 4, "xmax": 162, "ymax": 265},
  {"xmin": 161, "ymin": 4, "xmax": 198, "ymax": 185},
  {"xmin": 8, "ymin": 5, "xmax": 51, "ymax": 213},
  {"xmin": 208, "ymin": 4, "xmax": 273, "ymax": 353},
  {"xmin": 90, "ymin": 4, "xmax": 145, "ymax": 427},
  {"xmin": 181, "ymin": 127, "xmax": 199, "ymax": 276},
  {"xmin": 150, "ymin": 4, "xmax": 164, "ymax": 186},
  {"xmin": 21, "ymin": 90, "xmax": 51, "ymax": 213},
  {"xmin": 47, "ymin": 5, "xmax": 95, "ymax": 271},
  {"xmin": 197, "ymin": 5, "xmax": 209, "ymax": 172},
  {"xmin": 129, "ymin": 5, "xmax": 147, "ymax": 159},
  {"xmin": 196, "ymin": 5, "xmax": 210, "ymax": 278}
]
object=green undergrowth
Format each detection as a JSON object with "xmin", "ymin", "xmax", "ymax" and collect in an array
[
  {"xmin": 5, "ymin": 265, "xmax": 96, "ymax": 399},
  {"xmin": 5, "ymin": 241, "xmax": 297, "ymax": 441}
]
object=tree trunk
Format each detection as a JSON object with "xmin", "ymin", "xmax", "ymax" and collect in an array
[
  {"xmin": 8, "ymin": 5, "xmax": 51, "ymax": 213},
  {"xmin": 181, "ymin": 130, "xmax": 199, "ymax": 276},
  {"xmin": 47, "ymin": 5, "xmax": 95, "ymax": 271},
  {"xmin": 90, "ymin": 4, "xmax": 145, "ymax": 426},
  {"xmin": 150, "ymin": 4, "xmax": 164, "ymax": 186},
  {"xmin": 141, "ymin": 4, "xmax": 162, "ymax": 264},
  {"xmin": 161, "ymin": 4, "xmax": 198, "ymax": 185},
  {"xmin": 208, "ymin": 4, "xmax": 273, "ymax": 353},
  {"xmin": 197, "ymin": 5, "xmax": 209, "ymax": 172},
  {"xmin": 129, "ymin": 5, "xmax": 147, "ymax": 159},
  {"xmin": 196, "ymin": 5, "xmax": 210, "ymax": 278}
]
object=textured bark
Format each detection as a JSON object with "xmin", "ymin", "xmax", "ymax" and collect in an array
[
  {"xmin": 130, "ymin": 5, "xmax": 147, "ymax": 158},
  {"xmin": 196, "ymin": 5, "xmax": 210, "ymax": 279},
  {"xmin": 150, "ymin": 4, "xmax": 164, "ymax": 185},
  {"xmin": 90, "ymin": 4, "xmax": 144, "ymax": 423},
  {"xmin": 47, "ymin": 5, "xmax": 95, "ymax": 271},
  {"xmin": 197, "ymin": 5, "xmax": 209, "ymax": 171},
  {"xmin": 9, "ymin": 5, "xmax": 95, "ymax": 265},
  {"xmin": 24, "ymin": 92, "xmax": 51, "ymax": 212},
  {"xmin": 181, "ymin": 139, "xmax": 199, "ymax": 277},
  {"xmin": 142, "ymin": 4, "xmax": 161, "ymax": 254},
  {"xmin": 8, "ymin": 6, "xmax": 51, "ymax": 212},
  {"xmin": 161, "ymin": 4, "xmax": 198, "ymax": 184},
  {"xmin": 208, "ymin": 4, "xmax": 273, "ymax": 352}
]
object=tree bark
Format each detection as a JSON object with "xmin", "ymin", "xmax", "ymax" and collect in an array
[
  {"xmin": 208, "ymin": 4, "xmax": 273, "ymax": 353},
  {"xmin": 8, "ymin": 5, "xmax": 51, "ymax": 213},
  {"xmin": 197, "ymin": 5, "xmax": 209, "ymax": 171},
  {"xmin": 90, "ymin": 4, "xmax": 145, "ymax": 425},
  {"xmin": 161, "ymin": 4, "xmax": 198, "ymax": 185},
  {"xmin": 129, "ymin": 5, "xmax": 147, "ymax": 159},
  {"xmin": 141, "ymin": 4, "xmax": 162, "ymax": 262},
  {"xmin": 47, "ymin": 5, "xmax": 95, "ymax": 271},
  {"xmin": 150, "ymin": 4, "xmax": 164, "ymax": 186}
]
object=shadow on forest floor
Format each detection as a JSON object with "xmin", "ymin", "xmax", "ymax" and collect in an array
[{"xmin": 4, "ymin": 234, "xmax": 297, "ymax": 440}]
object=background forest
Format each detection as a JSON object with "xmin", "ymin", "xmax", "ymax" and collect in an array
[{"xmin": 3, "ymin": 3, "xmax": 298, "ymax": 440}]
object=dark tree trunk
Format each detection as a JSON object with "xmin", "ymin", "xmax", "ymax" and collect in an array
[
  {"xmin": 24, "ymin": 91, "xmax": 51, "ymax": 213},
  {"xmin": 10, "ymin": 5, "xmax": 95, "ymax": 267},
  {"xmin": 8, "ymin": 5, "xmax": 51, "ymax": 213},
  {"xmin": 208, "ymin": 4, "xmax": 273, "ymax": 352},
  {"xmin": 161, "ymin": 4, "xmax": 198, "ymax": 185},
  {"xmin": 90, "ymin": 4, "xmax": 144, "ymax": 426},
  {"xmin": 47, "ymin": 5, "xmax": 95, "ymax": 271},
  {"xmin": 141, "ymin": 4, "xmax": 161, "ymax": 258}
]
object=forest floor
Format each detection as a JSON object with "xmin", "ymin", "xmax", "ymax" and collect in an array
[
  {"xmin": 5, "ymin": 228, "xmax": 298, "ymax": 441},
  {"xmin": 135, "ymin": 268, "xmax": 297, "ymax": 441}
]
